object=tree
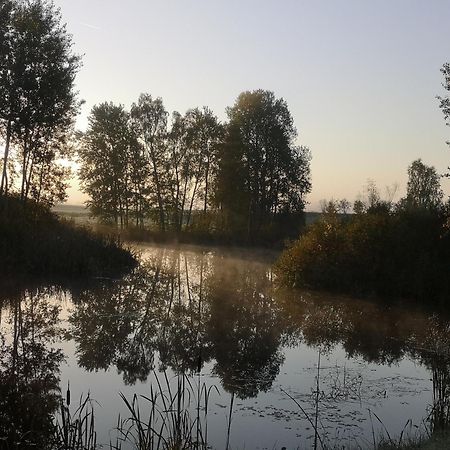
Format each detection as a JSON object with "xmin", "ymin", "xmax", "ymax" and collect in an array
[
  {"xmin": 0, "ymin": 0, "xmax": 16, "ymax": 194},
  {"xmin": 79, "ymin": 102, "xmax": 146, "ymax": 227},
  {"xmin": 166, "ymin": 107, "xmax": 223, "ymax": 232},
  {"xmin": 0, "ymin": 0, "xmax": 81, "ymax": 201},
  {"xmin": 184, "ymin": 107, "xmax": 223, "ymax": 216},
  {"xmin": 215, "ymin": 90, "xmax": 311, "ymax": 238},
  {"xmin": 131, "ymin": 94, "xmax": 168, "ymax": 231},
  {"xmin": 438, "ymin": 62, "xmax": 450, "ymax": 176},
  {"xmin": 405, "ymin": 159, "xmax": 443, "ymax": 210}
]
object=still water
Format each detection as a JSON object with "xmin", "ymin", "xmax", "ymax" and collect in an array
[{"xmin": 1, "ymin": 244, "xmax": 449, "ymax": 449}]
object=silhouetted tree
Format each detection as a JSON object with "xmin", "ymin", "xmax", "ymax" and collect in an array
[
  {"xmin": 79, "ymin": 102, "xmax": 147, "ymax": 227},
  {"xmin": 215, "ymin": 90, "xmax": 311, "ymax": 239},
  {"xmin": 131, "ymin": 94, "xmax": 169, "ymax": 231},
  {"xmin": 405, "ymin": 159, "xmax": 443, "ymax": 210},
  {"xmin": 167, "ymin": 107, "xmax": 223, "ymax": 231},
  {"xmin": 0, "ymin": 0, "xmax": 81, "ymax": 201},
  {"xmin": 439, "ymin": 62, "xmax": 450, "ymax": 176},
  {"xmin": 0, "ymin": 0, "xmax": 15, "ymax": 194}
]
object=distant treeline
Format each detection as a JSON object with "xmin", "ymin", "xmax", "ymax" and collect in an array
[{"xmin": 78, "ymin": 90, "xmax": 312, "ymax": 244}]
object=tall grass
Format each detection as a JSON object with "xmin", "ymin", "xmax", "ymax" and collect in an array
[
  {"xmin": 115, "ymin": 371, "xmax": 218, "ymax": 450},
  {"xmin": 56, "ymin": 393, "xmax": 98, "ymax": 450}
]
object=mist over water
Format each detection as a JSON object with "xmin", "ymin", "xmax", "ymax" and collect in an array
[{"xmin": 0, "ymin": 244, "xmax": 449, "ymax": 448}]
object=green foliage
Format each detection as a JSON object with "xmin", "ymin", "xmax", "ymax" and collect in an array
[
  {"xmin": 276, "ymin": 204, "xmax": 450, "ymax": 301},
  {"xmin": 0, "ymin": 195, "xmax": 136, "ymax": 277}
]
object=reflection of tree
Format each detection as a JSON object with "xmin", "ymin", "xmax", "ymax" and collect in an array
[
  {"xmin": 410, "ymin": 318, "xmax": 450, "ymax": 432},
  {"xmin": 68, "ymin": 246, "xmax": 450, "ymax": 413},
  {"xmin": 0, "ymin": 289, "xmax": 63, "ymax": 449},
  {"xmin": 207, "ymin": 258, "xmax": 284, "ymax": 399},
  {"xmin": 69, "ymin": 249, "xmax": 285, "ymax": 398},
  {"xmin": 70, "ymin": 262, "xmax": 163, "ymax": 384}
]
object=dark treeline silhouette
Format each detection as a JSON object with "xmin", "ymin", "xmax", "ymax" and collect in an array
[
  {"xmin": 78, "ymin": 90, "xmax": 312, "ymax": 245},
  {"xmin": 0, "ymin": 195, "xmax": 136, "ymax": 277},
  {"xmin": 276, "ymin": 159, "xmax": 450, "ymax": 302}
]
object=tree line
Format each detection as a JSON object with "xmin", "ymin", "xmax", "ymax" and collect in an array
[
  {"xmin": 78, "ymin": 90, "xmax": 312, "ymax": 241},
  {"xmin": 2, "ymin": 0, "xmax": 450, "ymax": 245}
]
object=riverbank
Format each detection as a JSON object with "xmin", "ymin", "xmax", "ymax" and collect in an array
[{"xmin": 0, "ymin": 195, "xmax": 137, "ymax": 277}]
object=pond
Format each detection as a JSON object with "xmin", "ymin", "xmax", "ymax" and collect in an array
[{"xmin": 0, "ymin": 243, "xmax": 449, "ymax": 449}]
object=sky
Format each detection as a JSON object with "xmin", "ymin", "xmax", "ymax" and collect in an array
[{"xmin": 53, "ymin": 0, "xmax": 450, "ymax": 210}]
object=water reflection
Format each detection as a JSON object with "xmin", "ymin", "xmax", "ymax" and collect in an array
[
  {"xmin": 0, "ymin": 287, "xmax": 63, "ymax": 449},
  {"xmin": 1, "ymin": 245, "xmax": 450, "ymax": 447}
]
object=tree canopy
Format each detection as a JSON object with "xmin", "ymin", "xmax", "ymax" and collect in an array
[{"xmin": 405, "ymin": 159, "xmax": 443, "ymax": 210}]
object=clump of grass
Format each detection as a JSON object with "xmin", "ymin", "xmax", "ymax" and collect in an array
[
  {"xmin": 116, "ymin": 371, "xmax": 218, "ymax": 450},
  {"xmin": 56, "ymin": 392, "xmax": 98, "ymax": 450}
]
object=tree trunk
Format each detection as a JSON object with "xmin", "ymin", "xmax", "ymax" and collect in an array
[
  {"xmin": 0, "ymin": 118, "xmax": 12, "ymax": 195},
  {"xmin": 150, "ymin": 152, "xmax": 165, "ymax": 232},
  {"xmin": 186, "ymin": 177, "xmax": 199, "ymax": 230},
  {"xmin": 204, "ymin": 156, "xmax": 210, "ymax": 214}
]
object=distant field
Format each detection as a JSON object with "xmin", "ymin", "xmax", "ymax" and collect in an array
[
  {"xmin": 52, "ymin": 205, "xmax": 325, "ymax": 229},
  {"xmin": 52, "ymin": 204, "xmax": 88, "ymax": 215},
  {"xmin": 52, "ymin": 204, "xmax": 94, "ymax": 225}
]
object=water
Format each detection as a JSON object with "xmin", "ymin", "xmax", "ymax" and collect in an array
[{"xmin": 1, "ymin": 243, "xmax": 449, "ymax": 449}]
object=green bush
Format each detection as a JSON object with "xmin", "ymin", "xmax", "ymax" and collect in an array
[{"xmin": 275, "ymin": 207, "xmax": 450, "ymax": 302}]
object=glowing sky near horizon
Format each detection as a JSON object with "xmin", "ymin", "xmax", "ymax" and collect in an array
[{"xmin": 53, "ymin": 0, "xmax": 450, "ymax": 210}]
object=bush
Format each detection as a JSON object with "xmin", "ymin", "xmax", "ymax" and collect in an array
[{"xmin": 275, "ymin": 207, "xmax": 450, "ymax": 302}]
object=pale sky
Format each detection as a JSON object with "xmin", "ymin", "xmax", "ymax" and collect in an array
[{"xmin": 54, "ymin": 0, "xmax": 450, "ymax": 210}]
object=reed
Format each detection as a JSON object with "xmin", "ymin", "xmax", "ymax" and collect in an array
[{"xmin": 115, "ymin": 370, "xmax": 218, "ymax": 450}]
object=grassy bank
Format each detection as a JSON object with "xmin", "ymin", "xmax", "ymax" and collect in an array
[{"xmin": 0, "ymin": 196, "xmax": 137, "ymax": 277}]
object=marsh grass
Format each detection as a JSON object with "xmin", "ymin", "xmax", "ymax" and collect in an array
[{"xmin": 115, "ymin": 371, "xmax": 218, "ymax": 450}]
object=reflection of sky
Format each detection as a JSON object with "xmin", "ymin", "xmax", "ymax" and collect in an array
[
  {"xmin": 40, "ymin": 246, "xmax": 438, "ymax": 448},
  {"xmin": 49, "ymin": 0, "xmax": 450, "ymax": 209},
  {"xmin": 56, "ymin": 318, "xmax": 431, "ymax": 448}
]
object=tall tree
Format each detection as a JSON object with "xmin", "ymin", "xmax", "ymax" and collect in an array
[
  {"xmin": 79, "ymin": 103, "xmax": 145, "ymax": 227},
  {"xmin": 438, "ymin": 62, "xmax": 450, "ymax": 176},
  {"xmin": 185, "ymin": 107, "xmax": 223, "ymax": 216},
  {"xmin": 131, "ymin": 94, "xmax": 168, "ymax": 231},
  {"xmin": 0, "ymin": 0, "xmax": 16, "ymax": 194},
  {"xmin": 0, "ymin": 0, "xmax": 81, "ymax": 200},
  {"xmin": 166, "ymin": 107, "xmax": 223, "ymax": 232},
  {"xmin": 215, "ymin": 90, "xmax": 311, "ymax": 238}
]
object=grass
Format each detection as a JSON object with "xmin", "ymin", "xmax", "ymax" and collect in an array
[{"xmin": 115, "ymin": 371, "xmax": 218, "ymax": 450}]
